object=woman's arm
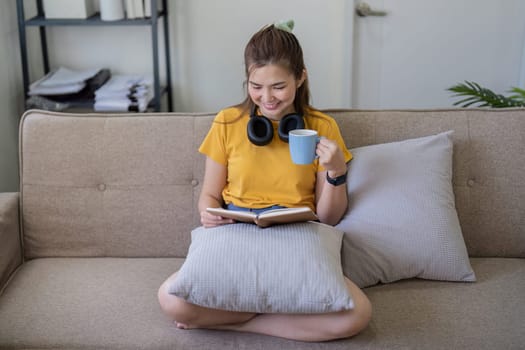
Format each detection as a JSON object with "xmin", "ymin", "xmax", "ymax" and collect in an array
[
  {"xmin": 315, "ymin": 138, "xmax": 349, "ymax": 226},
  {"xmin": 198, "ymin": 156, "xmax": 234, "ymax": 227}
]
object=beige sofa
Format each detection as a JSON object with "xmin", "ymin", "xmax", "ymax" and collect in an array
[{"xmin": 0, "ymin": 108, "xmax": 523, "ymax": 349}]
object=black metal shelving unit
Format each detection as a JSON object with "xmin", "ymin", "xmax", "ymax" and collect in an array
[{"xmin": 16, "ymin": 0, "xmax": 173, "ymax": 112}]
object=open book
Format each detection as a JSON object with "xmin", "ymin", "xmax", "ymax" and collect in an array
[{"xmin": 206, "ymin": 207, "xmax": 318, "ymax": 228}]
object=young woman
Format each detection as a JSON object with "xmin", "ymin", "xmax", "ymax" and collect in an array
[{"xmin": 158, "ymin": 21, "xmax": 372, "ymax": 342}]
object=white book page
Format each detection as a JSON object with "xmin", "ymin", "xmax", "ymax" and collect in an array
[
  {"xmin": 259, "ymin": 207, "xmax": 312, "ymax": 218},
  {"xmin": 206, "ymin": 208, "xmax": 256, "ymax": 221}
]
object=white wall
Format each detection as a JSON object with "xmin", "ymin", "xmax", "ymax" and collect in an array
[
  {"xmin": 352, "ymin": 0, "xmax": 525, "ymax": 109},
  {"xmin": 169, "ymin": 0, "xmax": 353, "ymax": 112},
  {"xmin": 0, "ymin": 1, "xmax": 25, "ymax": 192}
]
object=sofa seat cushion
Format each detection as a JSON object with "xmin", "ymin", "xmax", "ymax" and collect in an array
[
  {"xmin": 0, "ymin": 257, "xmax": 523, "ymax": 350},
  {"xmin": 0, "ymin": 258, "xmax": 185, "ymax": 349},
  {"xmin": 363, "ymin": 258, "xmax": 525, "ymax": 349}
]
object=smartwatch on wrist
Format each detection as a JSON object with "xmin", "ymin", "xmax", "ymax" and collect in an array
[{"xmin": 326, "ymin": 171, "xmax": 347, "ymax": 186}]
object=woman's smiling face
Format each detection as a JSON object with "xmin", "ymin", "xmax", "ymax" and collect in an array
[{"xmin": 248, "ymin": 64, "xmax": 305, "ymax": 121}]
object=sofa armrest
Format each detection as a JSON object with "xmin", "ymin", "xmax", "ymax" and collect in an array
[{"xmin": 0, "ymin": 192, "xmax": 22, "ymax": 292}]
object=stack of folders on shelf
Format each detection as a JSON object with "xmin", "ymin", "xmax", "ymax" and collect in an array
[
  {"xmin": 94, "ymin": 75, "xmax": 154, "ymax": 112},
  {"xmin": 28, "ymin": 66, "xmax": 111, "ymax": 110},
  {"xmin": 28, "ymin": 67, "xmax": 109, "ymax": 98},
  {"xmin": 125, "ymin": 0, "xmax": 160, "ymax": 19}
]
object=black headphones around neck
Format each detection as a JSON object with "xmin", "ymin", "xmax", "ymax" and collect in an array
[{"xmin": 247, "ymin": 105, "xmax": 305, "ymax": 146}]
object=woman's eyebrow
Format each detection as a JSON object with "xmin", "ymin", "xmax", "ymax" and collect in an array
[{"xmin": 249, "ymin": 81, "xmax": 286, "ymax": 87}]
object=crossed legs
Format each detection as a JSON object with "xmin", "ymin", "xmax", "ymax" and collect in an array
[{"xmin": 158, "ymin": 272, "xmax": 372, "ymax": 342}]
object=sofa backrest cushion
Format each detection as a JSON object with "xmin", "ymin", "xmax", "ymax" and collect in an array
[
  {"xmin": 20, "ymin": 111, "xmax": 211, "ymax": 258},
  {"xmin": 19, "ymin": 109, "xmax": 524, "ymax": 258}
]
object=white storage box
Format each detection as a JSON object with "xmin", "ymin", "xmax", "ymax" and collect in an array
[{"xmin": 43, "ymin": 0, "xmax": 96, "ymax": 19}]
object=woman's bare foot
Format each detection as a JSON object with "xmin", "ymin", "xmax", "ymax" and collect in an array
[
  {"xmin": 175, "ymin": 315, "xmax": 256, "ymax": 331},
  {"xmin": 175, "ymin": 322, "xmax": 188, "ymax": 329}
]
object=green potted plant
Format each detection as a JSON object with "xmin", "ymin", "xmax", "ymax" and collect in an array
[{"xmin": 448, "ymin": 81, "xmax": 525, "ymax": 107}]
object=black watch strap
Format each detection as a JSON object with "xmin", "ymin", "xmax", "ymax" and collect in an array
[{"xmin": 326, "ymin": 171, "xmax": 347, "ymax": 186}]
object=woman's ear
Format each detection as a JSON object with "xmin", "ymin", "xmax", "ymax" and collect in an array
[{"xmin": 298, "ymin": 69, "xmax": 307, "ymax": 88}]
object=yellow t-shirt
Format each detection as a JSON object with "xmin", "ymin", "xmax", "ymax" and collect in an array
[{"xmin": 198, "ymin": 106, "xmax": 352, "ymax": 211}]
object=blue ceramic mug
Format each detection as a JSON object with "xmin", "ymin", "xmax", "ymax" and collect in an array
[{"xmin": 289, "ymin": 129, "xmax": 320, "ymax": 164}]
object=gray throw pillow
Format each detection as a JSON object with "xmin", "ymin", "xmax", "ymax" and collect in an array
[
  {"xmin": 336, "ymin": 131, "xmax": 476, "ymax": 288},
  {"xmin": 169, "ymin": 222, "xmax": 354, "ymax": 313}
]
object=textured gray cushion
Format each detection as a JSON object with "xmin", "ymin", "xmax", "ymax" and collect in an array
[
  {"xmin": 169, "ymin": 222, "xmax": 354, "ymax": 313},
  {"xmin": 337, "ymin": 131, "xmax": 476, "ymax": 288}
]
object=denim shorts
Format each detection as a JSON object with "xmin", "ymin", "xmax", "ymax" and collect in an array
[{"xmin": 226, "ymin": 203, "xmax": 286, "ymax": 215}]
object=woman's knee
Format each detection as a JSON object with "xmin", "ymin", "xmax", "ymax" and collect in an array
[
  {"xmin": 329, "ymin": 297, "xmax": 372, "ymax": 340},
  {"xmin": 336, "ymin": 279, "xmax": 373, "ymax": 339},
  {"xmin": 158, "ymin": 286, "xmax": 196, "ymax": 323},
  {"xmin": 157, "ymin": 280, "xmax": 175, "ymax": 315},
  {"xmin": 349, "ymin": 295, "xmax": 372, "ymax": 337},
  {"xmin": 157, "ymin": 273, "xmax": 193, "ymax": 322}
]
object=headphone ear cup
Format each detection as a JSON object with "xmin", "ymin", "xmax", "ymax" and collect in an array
[
  {"xmin": 278, "ymin": 113, "xmax": 305, "ymax": 142},
  {"xmin": 247, "ymin": 116, "xmax": 274, "ymax": 146}
]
